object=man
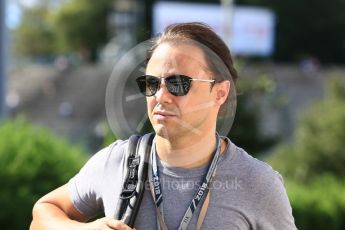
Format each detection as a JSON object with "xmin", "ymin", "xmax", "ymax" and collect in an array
[{"xmin": 30, "ymin": 22, "xmax": 296, "ymax": 229}]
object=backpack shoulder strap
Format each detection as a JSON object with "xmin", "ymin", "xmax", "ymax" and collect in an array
[{"xmin": 114, "ymin": 132, "xmax": 154, "ymax": 227}]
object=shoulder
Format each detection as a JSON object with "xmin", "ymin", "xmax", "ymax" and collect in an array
[
  {"xmin": 222, "ymin": 138, "xmax": 282, "ymax": 183},
  {"xmin": 220, "ymin": 138, "xmax": 289, "ymax": 208},
  {"xmin": 72, "ymin": 138, "xmax": 131, "ymax": 182},
  {"xmin": 221, "ymin": 139, "xmax": 295, "ymax": 228},
  {"xmin": 85, "ymin": 139, "xmax": 129, "ymax": 168}
]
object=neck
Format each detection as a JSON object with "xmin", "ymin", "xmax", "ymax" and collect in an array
[{"xmin": 155, "ymin": 131, "xmax": 223, "ymax": 168}]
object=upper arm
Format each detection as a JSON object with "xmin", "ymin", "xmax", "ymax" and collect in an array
[
  {"xmin": 258, "ymin": 173, "xmax": 296, "ymax": 229},
  {"xmin": 32, "ymin": 140, "xmax": 126, "ymax": 225},
  {"xmin": 34, "ymin": 183, "xmax": 89, "ymax": 222}
]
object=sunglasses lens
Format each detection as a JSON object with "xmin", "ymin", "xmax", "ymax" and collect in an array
[
  {"xmin": 136, "ymin": 75, "xmax": 160, "ymax": 96},
  {"xmin": 136, "ymin": 75, "xmax": 192, "ymax": 97},
  {"xmin": 166, "ymin": 75, "xmax": 191, "ymax": 96}
]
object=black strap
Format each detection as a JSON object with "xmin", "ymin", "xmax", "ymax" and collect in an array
[{"xmin": 114, "ymin": 133, "xmax": 154, "ymax": 227}]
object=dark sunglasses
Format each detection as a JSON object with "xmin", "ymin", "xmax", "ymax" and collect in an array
[{"xmin": 136, "ymin": 74, "xmax": 216, "ymax": 96}]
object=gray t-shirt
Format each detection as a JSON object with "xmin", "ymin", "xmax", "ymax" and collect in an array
[{"xmin": 68, "ymin": 137, "xmax": 296, "ymax": 229}]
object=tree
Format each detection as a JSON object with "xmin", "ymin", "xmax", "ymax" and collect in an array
[
  {"xmin": 13, "ymin": 5, "xmax": 56, "ymax": 57},
  {"xmin": 267, "ymin": 75, "xmax": 345, "ymax": 182},
  {"xmin": 52, "ymin": 0, "xmax": 112, "ymax": 62}
]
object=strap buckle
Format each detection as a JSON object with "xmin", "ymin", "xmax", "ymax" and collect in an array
[{"xmin": 120, "ymin": 156, "xmax": 140, "ymax": 200}]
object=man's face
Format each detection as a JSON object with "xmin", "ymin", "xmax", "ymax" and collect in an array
[{"xmin": 145, "ymin": 43, "xmax": 221, "ymax": 139}]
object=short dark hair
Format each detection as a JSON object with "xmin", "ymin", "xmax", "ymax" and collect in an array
[{"xmin": 147, "ymin": 22, "xmax": 239, "ymax": 83}]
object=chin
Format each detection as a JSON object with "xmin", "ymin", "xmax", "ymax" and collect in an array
[{"xmin": 153, "ymin": 124, "xmax": 177, "ymax": 139}]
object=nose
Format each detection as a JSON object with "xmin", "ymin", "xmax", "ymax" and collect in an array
[{"xmin": 154, "ymin": 78, "xmax": 173, "ymax": 103}]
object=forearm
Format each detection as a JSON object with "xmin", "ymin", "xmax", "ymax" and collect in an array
[{"xmin": 30, "ymin": 202, "xmax": 87, "ymax": 230}]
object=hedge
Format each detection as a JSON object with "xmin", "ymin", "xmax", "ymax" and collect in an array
[
  {"xmin": 0, "ymin": 118, "xmax": 87, "ymax": 229},
  {"xmin": 287, "ymin": 175, "xmax": 345, "ymax": 230}
]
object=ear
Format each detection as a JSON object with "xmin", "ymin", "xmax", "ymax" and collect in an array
[{"xmin": 214, "ymin": 80, "xmax": 230, "ymax": 106}]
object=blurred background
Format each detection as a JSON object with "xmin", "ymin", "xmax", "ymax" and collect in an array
[{"xmin": 1, "ymin": 0, "xmax": 345, "ymax": 229}]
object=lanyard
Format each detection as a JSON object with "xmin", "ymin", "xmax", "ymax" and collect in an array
[{"xmin": 148, "ymin": 134, "xmax": 222, "ymax": 230}]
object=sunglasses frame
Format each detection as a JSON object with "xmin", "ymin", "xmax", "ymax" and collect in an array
[{"xmin": 136, "ymin": 74, "xmax": 216, "ymax": 97}]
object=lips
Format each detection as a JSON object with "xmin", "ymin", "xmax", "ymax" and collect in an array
[
  {"xmin": 154, "ymin": 110, "xmax": 177, "ymax": 117},
  {"xmin": 155, "ymin": 110, "xmax": 175, "ymax": 115},
  {"xmin": 153, "ymin": 110, "xmax": 178, "ymax": 121}
]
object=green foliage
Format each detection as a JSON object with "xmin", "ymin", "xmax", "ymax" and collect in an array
[
  {"xmin": 287, "ymin": 176, "xmax": 345, "ymax": 230},
  {"xmin": 267, "ymin": 76, "xmax": 345, "ymax": 182},
  {"xmin": 327, "ymin": 72, "xmax": 345, "ymax": 101},
  {"xmin": 0, "ymin": 118, "xmax": 87, "ymax": 229},
  {"xmin": 13, "ymin": 5, "xmax": 56, "ymax": 57},
  {"xmin": 265, "ymin": 75, "xmax": 345, "ymax": 229},
  {"xmin": 52, "ymin": 0, "xmax": 112, "ymax": 61},
  {"xmin": 13, "ymin": 0, "xmax": 112, "ymax": 62}
]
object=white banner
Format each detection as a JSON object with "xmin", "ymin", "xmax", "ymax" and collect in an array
[{"xmin": 153, "ymin": 2, "xmax": 275, "ymax": 57}]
